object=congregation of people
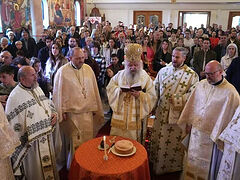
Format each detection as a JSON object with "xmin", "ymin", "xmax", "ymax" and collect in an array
[{"xmin": 1, "ymin": 19, "xmax": 240, "ymax": 180}]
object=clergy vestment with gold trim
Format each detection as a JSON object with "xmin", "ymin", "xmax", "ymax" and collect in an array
[
  {"xmin": 53, "ymin": 63, "xmax": 104, "ymax": 169},
  {"xmin": 150, "ymin": 64, "xmax": 199, "ymax": 175},
  {"xmin": 0, "ymin": 103, "xmax": 20, "ymax": 180},
  {"xmin": 5, "ymin": 84, "xmax": 61, "ymax": 180},
  {"xmin": 178, "ymin": 78, "xmax": 240, "ymax": 180},
  {"xmin": 106, "ymin": 69, "xmax": 157, "ymax": 143},
  {"xmin": 217, "ymin": 106, "xmax": 240, "ymax": 180}
]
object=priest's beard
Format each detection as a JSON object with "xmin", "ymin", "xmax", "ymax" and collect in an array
[{"xmin": 125, "ymin": 69, "xmax": 141, "ymax": 86}]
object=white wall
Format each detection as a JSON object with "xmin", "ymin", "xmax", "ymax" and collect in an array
[{"xmin": 86, "ymin": 2, "xmax": 240, "ymax": 30}]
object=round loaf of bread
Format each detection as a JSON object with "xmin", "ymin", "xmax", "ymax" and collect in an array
[{"xmin": 114, "ymin": 140, "xmax": 133, "ymax": 154}]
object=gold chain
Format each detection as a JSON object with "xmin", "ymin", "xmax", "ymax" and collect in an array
[{"xmin": 72, "ymin": 66, "xmax": 87, "ymax": 99}]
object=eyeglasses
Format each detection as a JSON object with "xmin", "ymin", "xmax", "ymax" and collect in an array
[{"xmin": 204, "ymin": 70, "xmax": 220, "ymax": 76}]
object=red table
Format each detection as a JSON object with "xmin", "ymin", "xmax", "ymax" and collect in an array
[{"xmin": 68, "ymin": 136, "xmax": 150, "ymax": 180}]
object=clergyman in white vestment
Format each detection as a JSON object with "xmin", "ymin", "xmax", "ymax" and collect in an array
[
  {"xmin": 0, "ymin": 103, "xmax": 20, "ymax": 180},
  {"xmin": 178, "ymin": 60, "xmax": 240, "ymax": 180},
  {"xmin": 150, "ymin": 47, "xmax": 199, "ymax": 175},
  {"xmin": 53, "ymin": 47, "xmax": 104, "ymax": 169},
  {"xmin": 107, "ymin": 43, "xmax": 157, "ymax": 143},
  {"xmin": 5, "ymin": 66, "xmax": 62, "ymax": 180}
]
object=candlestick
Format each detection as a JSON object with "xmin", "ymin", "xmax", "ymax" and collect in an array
[{"xmin": 103, "ymin": 136, "xmax": 108, "ymax": 160}]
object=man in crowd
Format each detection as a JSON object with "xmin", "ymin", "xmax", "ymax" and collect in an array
[
  {"xmin": 0, "ymin": 65, "xmax": 17, "ymax": 107},
  {"xmin": 5, "ymin": 66, "xmax": 61, "ymax": 180},
  {"xmin": 37, "ymin": 36, "xmax": 53, "ymax": 71},
  {"xmin": 227, "ymin": 29, "xmax": 240, "ymax": 54},
  {"xmin": 0, "ymin": 37, "xmax": 16, "ymax": 58},
  {"xmin": 0, "ymin": 51, "xmax": 19, "ymax": 81},
  {"xmin": 106, "ymin": 43, "xmax": 157, "ymax": 143},
  {"xmin": 214, "ymin": 33, "xmax": 228, "ymax": 62},
  {"xmin": 67, "ymin": 26, "xmax": 80, "ymax": 41},
  {"xmin": 184, "ymin": 29, "xmax": 194, "ymax": 49},
  {"xmin": 193, "ymin": 38, "xmax": 216, "ymax": 79},
  {"xmin": 20, "ymin": 30, "xmax": 38, "ymax": 58},
  {"xmin": 53, "ymin": 47, "xmax": 104, "ymax": 169},
  {"xmin": 62, "ymin": 37, "xmax": 77, "ymax": 59},
  {"xmin": 105, "ymin": 53, "xmax": 123, "ymax": 86},
  {"xmin": 150, "ymin": 47, "xmax": 199, "ymax": 175},
  {"xmin": 178, "ymin": 60, "xmax": 240, "ymax": 180}
]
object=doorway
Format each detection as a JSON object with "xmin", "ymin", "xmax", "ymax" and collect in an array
[{"xmin": 228, "ymin": 12, "xmax": 240, "ymax": 29}]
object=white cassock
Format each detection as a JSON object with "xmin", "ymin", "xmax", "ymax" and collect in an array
[{"xmin": 5, "ymin": 84, "xmax": 62, "ymax": 180}]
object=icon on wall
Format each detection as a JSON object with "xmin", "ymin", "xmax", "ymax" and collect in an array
[{"xmin": 137, "ymin": 15, "xmax": 145, "ymax": 28}]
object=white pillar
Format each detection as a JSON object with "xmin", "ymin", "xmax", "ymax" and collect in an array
[{"xmin": 30, "ymin": 0, "xmax": 43, "ymax": 41}]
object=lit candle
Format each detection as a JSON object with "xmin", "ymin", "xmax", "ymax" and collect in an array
[
  {"xmin": 103, "ymin": 136, "xmax": 108, "ymax": 160},
  {"xmin": 103, "ymin": 136, "xmax": 106, "ymax": 154}
]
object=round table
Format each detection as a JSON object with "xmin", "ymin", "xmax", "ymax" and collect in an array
[{"xmin": 68, "ymin": 136, "xmax": 150, "ymax": 180}]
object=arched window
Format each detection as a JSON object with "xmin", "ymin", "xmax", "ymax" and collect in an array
[
  {"xmin": 75, "ymin": 1, "xmax": 81, "ymax": 26},
  {"xmin": 42, "ymin": 0, "xmax": 49, "ymax": 29}
]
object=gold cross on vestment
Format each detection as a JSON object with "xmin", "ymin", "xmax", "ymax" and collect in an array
[
  {"xmin": 165, "ymin": 139, "xmax": 171, "ymax": 145},
  {"xmin": 173, "ymin": 147, "xmax": 180, "ymax": 153},
  {"xmin": 165, "ymin": 93, "xmax": 171, "ymax": 99},
  {"xmin": 185, "ymin": 69, "xmax": 193, "ymax": 75},
  {"xmin": 175, "ymin": 94, "xmax": 181, "ymax": 99},
  {"xmin": 170, "ymin": 158, "xmax": 176, "ymax": 163},
  {"xmin": 162, "ymin": 106, "xmax": 168, "ymax": 113},
  {"xmin": 167, "ymin": 126, "xmax": 174, "ymax": 133},
  {"xmin": 163, "ymin": 152, "xmax": 168, "ymax": 158},
  {"xmin": 161, "ymin": 165, "xmax": 167, "ymax": 170},
  {"xmin": 162, "ymin": 82, "xmax": 167, "ymax": 89},
  {"xmin": 158, "ymin": 132, "xmax": 164, "ymax": 139},
  {"xmin": 180, "ymin": 81, "xmax": 187, "ymax": 88},
  {"xmin": 163, "ymin": 71, "xmax": 168, "ymax": 78},
  {"xmin": 171, "ymin": 74, "xmax": 178, "ymax": 81}
]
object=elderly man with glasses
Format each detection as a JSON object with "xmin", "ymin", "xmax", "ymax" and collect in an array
[{"xmin": 178, "ymin": 60, "xmax": 240, "ymax": 180}]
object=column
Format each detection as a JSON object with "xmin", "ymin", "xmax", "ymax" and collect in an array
[{"xmin": 30, "ymin": 0, "xmax": 44, "ymax": 41}]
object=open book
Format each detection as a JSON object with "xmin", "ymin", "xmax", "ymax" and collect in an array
[{"xmin": 120, "ymin": 85, "xmax": 142, "ymax": 92}]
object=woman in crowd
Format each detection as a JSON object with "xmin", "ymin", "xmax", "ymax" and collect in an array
[
  {"xmin": 153, "ymin": 39, "xmax": 172, "ymax": 72},
  {"xmin": 54, "ymin": 37, "xmax": 63, "ymax": 47},
  {"xmin": 99, "ymin": 34, "xmax": 108, "ymax": 56},
  {"xmin": 30, "ymin": 57, "xmax": 49, "ymax": 97},
  {"xmin": 210, "ymin": 31, "xmax": 219, "ymax": 49},
  {"xmin": 221, "ymin": 43, "xmax": 238, "ymax": 72},
  {"xmin": 45, "ymin": 42, "xmax": 68, "ymax": 93},
  {"xmin": 174, "ymin": 38, "xmax": 185, "ymax": 49},
  {"xmin": 103, "ymin": 38, "xmax": 118, "ymax": 67},
  {"xmin": 141, "ymin": 35, "xmax": 155, "ymax": 76},
  {"xmin": 168, "ymin": 32, "xmax": 178, "ymax": 48}
]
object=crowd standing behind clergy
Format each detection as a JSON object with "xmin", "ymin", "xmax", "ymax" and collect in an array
[{"xmin": 0, "ymin": 20, "xmax": 240, "ymax": 179}]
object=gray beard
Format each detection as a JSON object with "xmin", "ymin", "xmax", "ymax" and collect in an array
[{"xmin": 125, "ymin": 70, "xmax": 141, "ymax": 86}]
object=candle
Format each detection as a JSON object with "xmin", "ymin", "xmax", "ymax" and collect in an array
[{"xmin": 103, "ymin": 136, "xmax": 108, "ymax": 160}]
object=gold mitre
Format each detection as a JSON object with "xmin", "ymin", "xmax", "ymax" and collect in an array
[{"xmin": 125, "ymin": 43, "xmax": 142, "ymax": 62}]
